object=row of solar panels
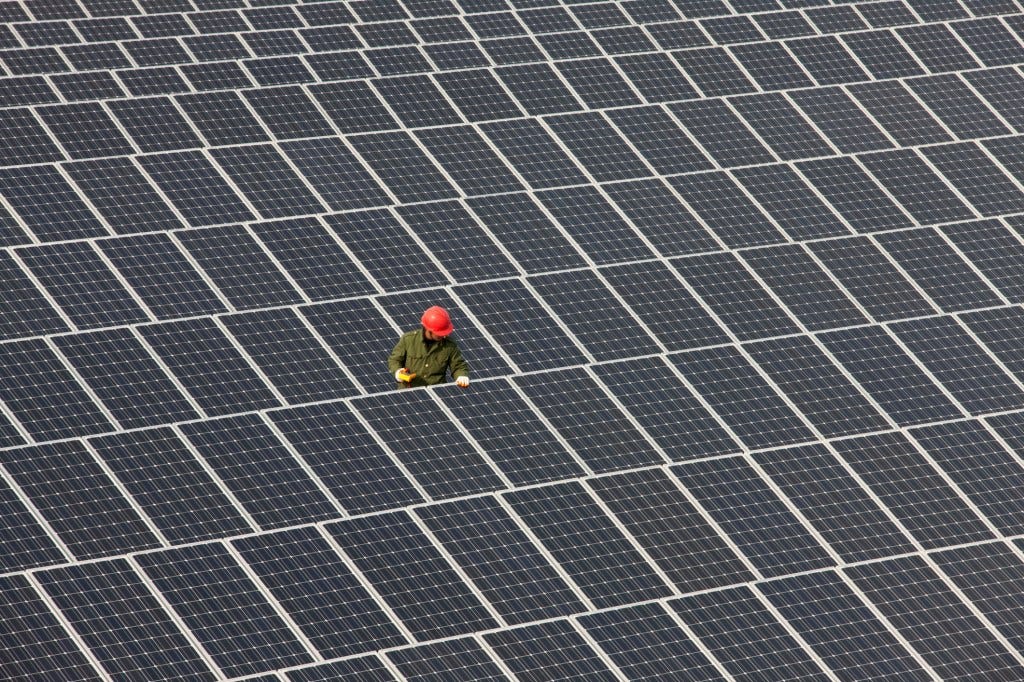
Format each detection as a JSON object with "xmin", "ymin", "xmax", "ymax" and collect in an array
[
  {"xmin": 4, "ymin": 5, "xmax": 1024, "ymax": 108},
  {"xmin": 8, "ymin": 291, "xmax": 1024, "ymax": 566},
  {"xmin": 2, "ymin": 4, "xmax": 1023, "ymax": 79},
  {"xmin": 8, "ymin": 432, "xmax": 1024, "ymax": 680},
  {"xmin": 3, "ymin": 218, "xmax": 1024, "ymax": 414}
]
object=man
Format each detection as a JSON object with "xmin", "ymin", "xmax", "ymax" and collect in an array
[{"xmin": 388, "ymin": 306, "xmax": 470, "ymax": 389}]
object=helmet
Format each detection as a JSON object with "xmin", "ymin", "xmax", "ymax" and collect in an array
[{"xmin": 421, "ymin": 306, "xmax": 453, "ymax": 336}]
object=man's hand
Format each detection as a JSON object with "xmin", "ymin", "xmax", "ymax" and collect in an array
[
  {"xmin": 396, "ymin": 368, "xmax": 415, "ymax": 382},
  {"xmin": 456, "ymin": 375, "xmax": 469, "ymax": 388}
]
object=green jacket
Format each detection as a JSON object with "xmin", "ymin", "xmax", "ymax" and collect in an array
[{"xmin": 387, "ymin": 329, "xmax": 469, "ymax": 388}]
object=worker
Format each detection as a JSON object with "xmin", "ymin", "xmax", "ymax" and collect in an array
[{"xmin": 388, "ymin": 306, "xmax": 470, "ymax": 389}]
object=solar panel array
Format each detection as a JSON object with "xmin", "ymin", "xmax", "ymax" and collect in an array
[{"xmin": 6, "ymin": 0, "xmax": 1024, "ymax": 679}]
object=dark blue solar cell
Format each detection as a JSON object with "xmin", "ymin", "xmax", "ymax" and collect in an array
[
  {"xmin": 309, "ymin": 81, "xmax": 399, "ymax": 133},
  {"xmin": 848, "ymin": 81, "xmax": 951, "ymax": 147},
  {"xmin": 807, "ymin": 236, "xmax": 934, "ymax": 322},
  {"xmin": 672, "ymin": 47, "xmax": 756, "ymax": 96},
  {"xmin": 249, "ymin": 217, "xmax": 378, "ymax": 301},
  {"xmin": 931, "ymin": 542, "xmax": 1024, "ymax": 653},
  {"xmin": 415, "ymin": 125, "xmax": 525, "ymax": 196},
  {"xmin": 959, "ymin": 307, "xmax": 1024, "ymax": 385},
  {"xmin": 590, "ymin": 468, "xmax": 754, "ymax": 591},
  {"xmin": 242, "ymin": 86, "xmax": 335, "ymax": 139},
  {"xmin": 556, "ymin": 57, "xmax": 642, "ymax": 108},
  {"xmin": 435, "ymin": 69, "xmax": 524, "ymax": 121},
  {"xmin": 63, "ymin": 158, "xmax": 184, "ymax": 234},
  {"xmin": 529, "ymin": 269, "xmax": 659, "ymax": 361},
  {"xmin": 327, "ymin": 511, "xmax": 498, "ymax": 640},
  {"xmin": 91, "ymin": 427, "xmax": 253, "ymax": 543},
  {"xmin": 387, "ymin": 638, "xmax": 509, "ymax": 682},
  {"xmin": 833, "ymin": 432, "xmax": 995, "ymax": 549},
  {"xmin": 536, "ymin": 186, "xmax": 656, "ymax": 263},
  {"xmin": 210, "ymin": 144, "xmax": 325, "ymax": 219},
  {"xmin": 0, "ymin": 107, "xmax": 65, "ymax": 164},
  {"xmin": 37, "ymin": 102, "xmax": 133, "ymax": 159},
  {"xmin": 601, "ymin": 261, "xmax": 730, "ymax": 351},
  {"xmin": 138, "ymin": 317, "xmax": 281, "ymax": 416},
  {"xmin": 36, "ymin": 559, "xmax": 218, "ymax": 682},
  {"xmin": 819, "ymin": 325, "xmax": 963, "ymax": 426},
  {"xmin": 396, "ymin": 201, "xmax": 518, "ymax": 282},
  {"xmin": 180, "ymin": 414, "xmax": 340, "ymax": 530},
  {"xmin": 418, "ymin": 496, "xmax": 585, "ymax": 624},
  {"xmin": 280, "ymin": 137, "xmax": 391, "ymax": 211},
  {"xmin": 54, "ymin": 327, "xmax": 199, "ymax": 429},
  {"xmin": 921, "ymin": 142, "xmax": 1024, "ymax": 217},
  {"xmin": 484, "ymin": 620, "xmax": 618, "ymax": 681},
  {"xmin": 466, "ymin": 193, "xmax": 586, "ymax": 273},
  {"xmin": 0, "ymin": 165, "xmax": 107, "ymax": 241},
  {"xmin": 671, "ymin": 346, "xmax": 815, "ymax": 450},
  {"xmin": 759, "ymin": 571, "xmax": 931, "ymax": 681},
  {"xmin": 0, "ymin": 474, "xmax": 65, "ymax": 572},
  {"xmin": 731, "ymin": 165, "xmax": 849, "ymax": 241},
  {"xmin": 496, "ymin": 63, "xmax": 584, "ymax": 114},
  {"xmin": 19, "ymin": 241, "xmax": 149, "ymax": 329},
  {"xmin": 746, "ymin": 336, "xmax": 890, "ymax": 438},
  {"xmin": 233, "ymin": 526, "xmax": 407, "ymax": 659},
  {"xmin": 673, "ymin": 586, "xmax": 831, "ymax": 681},
  {"xmin": 438, "ymin": 380, "xmax": 584, "ymax": 486},
  {"xmin": 602, "ymin": 180, "xmax": 718, "ymax": 258},
  {"xmin": 325, "ymin": 209, "xmax": 450, "ymax": 292},
  {"xmin": 175, "ymin": 224, "xmax": 304, "ymax": 309},
  {"xmin": 287, "ymin": 658, "xmax": 396, "ymax": 682},
  {"xmin": 848, "ymin": 555, "xmax": 1024, "ymax": 680},
  {"xmin": 859, "ymin": 150, "xmax": 975, "ymax": 225},
  {"xmin": 0, "ymin": 575, "xmax": 100, "ymax": 681},
  {"xmin": 546, "ymin": 112, "xmax": 652, "ymax": 182},
  {"xmin": 875, "ymin": 228, "xmax": 1003, "ymax": 312},
  {"xmin": 269, "ymin": 401, "xmax": 425, "ymax": 515},
  {"xmin": 731, "ymin": 41, "xmax": 814, "ymax": 90},
  {"xmin": 965, "ymin": 68, "xmax": 1024, "ymax": 132},
  {"xmin": 354, "ymin": 390, "xmax": 506, "ymax": 499},
  {"xmin": 940, "ymin": 219, "xmax": 1024, "ymax": 304},
  {"xmin": 911, "ymin": 420, "xmax": 1024, "ymax": 537},
  {"xmin": 730, "ymin": 92, "xmax": 835, "ymax": 161},
  {"xmin": 673, "ymin": 252, "xmax": 800, "ymax": 341},
  {"xmin": 797, "ymin": 156, "xmax": 912, "ymax": 233},
  {"xmin": 786, "ymin": 35, "xmax": 870, "ymax": 85},
  {"xmin": 593, "ymin": 357, "xmax": 740, "ymax": 460},
  {"xmin": 108, "ymin": 97, "xmax": 203, "ymax": 153},
  {"xmin": 2, "ymin": 440, "xmax": 159, "ymax": 559},
  {"xmin": 298, "ymin": 298, "xmax": 402, "ymax": 392},
  {"xmin": 890, "ymin": 315, "xmax": 1024, "ymax": 415},
  {"xmin": 0, "ymin": 338, "xmax": 110, "ymax": 441},
  {"xmin": 668, "ymin": 172, "xmax": 788, "ymax": 248},
  {"xmin": 136, "ymin": 543, "xmax": 314, "ymax": 678},
  {"xmin": 220, "ymin": 308, "xmax": 357, "ymax": 404},
  {"xmin": 674, "ymin": 456, "xmax": 835, "ymax": 578},
  {"xmin": 504, "ymin": 481, "xmax": 672, "ymax": 609},
  {"xmin": 754, "ymin": 444, "xmax": 916, "ymax": 562},
  {"xmin": 0, "ymin": 250, "xmax": 68, "ymax": 339},
  {"xmin": 789, "ymin": 88, "xmax": 893, "ymax": 154},
  {"xmin": 953, "ymin": 18, "xmax": 1024, "ymax": 67},
  {"xmin": 177, "ymin": 91, "xmax": 269, "ymax": 146},
  {"xmin": 374, "ymin": 74, "xmax": 464, "ymax": 127},
  {"xmin": 741, "ymin": 245, "xmax": 867, "ymax": 331},
  {"xmin": 97, "ymin": 233, "xmax": 227, "ymax": 320},
  {"xmin": 457, "ymin": 279, "xmax": 588, "ymax": 372},
  {"xmin": 349, "ymin": 131, "xmax": 459, "ymax": 203},
  {"xmin": 669, "ymin": 99, "xmax": 773, "ymax": 166},
  {"xmin": 137, "ymin": 151, "xmax": 255, "ymax": 226},
  {"xmin": 579, "ymin": 602, "xmax": 723, "ymax": 681},
  {"xmin": 842, "ymin": 29, "xmax": 925, "ymax": 79},
  {"xmin": 907, "ymin": 74, "xmax": 1008, "ymax": 138},
  {"xmin": 514, "ymin": 370, "xmax": 665, "ymax": 473}
]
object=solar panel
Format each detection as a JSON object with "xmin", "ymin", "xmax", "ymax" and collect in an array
[{"xmin": 11, "ymin": 1, "xmax": 1024, "ymax": 678}]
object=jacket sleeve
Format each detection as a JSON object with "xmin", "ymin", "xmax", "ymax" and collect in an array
[
  {"xmin": 387, "ymin": 334, "xmax": 407, "ymax": 374},
  {"xmin": 448, "ymin": 342, "xmax": 469, "ymax": 379}
]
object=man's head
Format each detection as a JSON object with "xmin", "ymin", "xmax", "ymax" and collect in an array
[{"xmin": 421, "ymin": 305, "xmax": 453, "ymax": 340}]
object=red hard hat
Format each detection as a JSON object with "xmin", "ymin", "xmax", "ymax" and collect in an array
[{"xmin": 421, "ymin": 306, "xmax": 454, "ymax": 336}]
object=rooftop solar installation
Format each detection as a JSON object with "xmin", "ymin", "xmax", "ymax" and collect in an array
[{"xmin": 7, "ymin": 0, "xmax": 1024, "ymax": 679}]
